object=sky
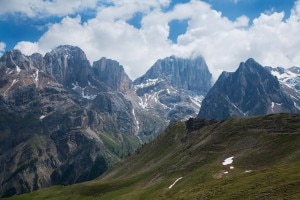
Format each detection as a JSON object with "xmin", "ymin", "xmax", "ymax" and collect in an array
[{"xmin": 0, "ymin": 0, "xmax": 299, "ymax": 80}]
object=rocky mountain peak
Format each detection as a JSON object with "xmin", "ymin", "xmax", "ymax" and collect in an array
[
  {"xmin": 44, "ymin": 45, "xmax": 91, "ymax": 88},
  {"xmin": 288, "ymin": 66, "xmax": 300, "ymax": 74},
  {"xmin": 198, "ymin": 58, "xmax": 299, "ymax": 120},
  {"xmin": 235, "ymin": 58, "xmax": 280, "ymax": 89},
  {"xmin": 132, "ymin": 56, "xmax": 212, "ymax": 122},
  {"xmin": 93, "ymin": 57, "xmax": 132, "ymax": 92},
  {"xmin": 238, "ymin": 58, "xmax": 270, "ymax": 74},
  {"xmin": 0, "ymin": 49, "xmax": 32, "ymax": 70},
  {"xmin": 134, "ymin": 56, "xmax": 211, "ymax": 95}
]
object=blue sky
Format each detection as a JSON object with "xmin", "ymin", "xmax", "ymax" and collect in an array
[
  {"xmin": 0, "ymin": 0, "xmax": 299, "ymax": 79},
  {"xmin": 0, "ymin": 0, "xmax": 295, "ymax": 50}
]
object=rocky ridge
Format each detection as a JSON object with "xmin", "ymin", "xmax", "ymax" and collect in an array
[
  {"xmin": 134, "ymin": 56, "xmax": 212, "ymax": 121},
  {"xmin": 198, "ymin": 58, "xmax": 300, "ymax": 120}
]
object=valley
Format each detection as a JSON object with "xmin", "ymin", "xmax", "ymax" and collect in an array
[{"xmin": 8, "ymin": 113, "xmax": 300, "ymax": 199}]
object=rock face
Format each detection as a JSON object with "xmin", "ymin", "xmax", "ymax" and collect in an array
[
  {"xmin": 135, "ymin": 56, "xmax": 211, "ymax": 94},
  {"xmin": 93, "ymin": 57, "xmax": 132, "ymax": 92},
  {"xmin": 44, "ymin": 45, "xmax": 92, "ymax": 88},
  {"xmin": 198, "ymin": 58, "xmax": 300, "ymax": 120},
  {"xmin": 0, "ymin": 49, "xmax": 112, "ymax": 197},
  {"xmin": 134, "ymin": 56, "xmax": 212, "ymax": 121},
  {"xmin": 0, "ymin": 46, "xmax": 162, "ymax": 197}
]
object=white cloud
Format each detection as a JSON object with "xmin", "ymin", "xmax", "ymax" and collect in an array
[
  {"xmin": 0, "ymin": 0, "xmax": 98, "ymax": 18},
  {"xmin": 13, "ymin": 0, "xmax": 300, "ymax": 81},
  {"xmin": 0, "ymin": 42, "xmax": 6, "ymax": 52},
  {"xmin": 14, "ymin": 41, "xmax": 40, "ymax": 55}
]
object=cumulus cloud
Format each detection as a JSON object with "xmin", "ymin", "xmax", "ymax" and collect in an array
[
  {"xmin": 14, "ymin": 0, "xmax": 300, "ymax": 81},
  {"xmin": 0, "ymin": 0, "xmax": 98, "ymax": 18},
  {"xmin": 14, "ymin": 41, "xmax": 40, "ymax": 55}
]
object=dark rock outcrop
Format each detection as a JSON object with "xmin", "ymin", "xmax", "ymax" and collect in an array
[{"xmin": 198, "ymin": 58, "xmax": 300, "ymax": 120}]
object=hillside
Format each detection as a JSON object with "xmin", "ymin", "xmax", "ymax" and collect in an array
[{"xmin": 9, "ymin": 113, "xmax": 300, "ymax": 199}]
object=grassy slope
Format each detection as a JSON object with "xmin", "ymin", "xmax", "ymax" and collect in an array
[{"xmin": 9, "ymin": 113, "xmax": 300, "ymax": 199}]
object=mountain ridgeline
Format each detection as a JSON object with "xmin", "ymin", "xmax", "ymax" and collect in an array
[
  {"xmin": 134, "ymin": 56, "xmax": 211, "ymax": 94},
  {"xmin": 134, "ymin": 56, "xmax": 212, "ymax": 121},
  {"xmin": 198, "ymin": 58, "xmax": 300, "ymax": 120},
  {"xmin": 0, "ymin": 46, "xmax": 213, "ymax": 197},
  {"xmin": 0, "ymin": 45, "xmax": 299, "ymax": 198}
]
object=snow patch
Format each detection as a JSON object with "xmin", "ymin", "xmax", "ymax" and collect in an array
[
  {"xmin": 16, "ymin": 66, "xmax": 21, "ymax": 74},
  {"xmin": 294, "ymin": 101, "xmax": 300, "ymax": 111},
  {"xmin": 168, "ymin": 177, "xmax": 182, "ymax": 189},
  {"xmin": 33, "ymin": 69, "xmax": 39, "ymax": 87},
  {"xmin": 222, "ymin": 156, "xmax": 234, "ymax": 165},
  {"xmin": 72, "ymin": 82, "xmax": 97, "ymax": 100},
  {"xmin": 271, "ymin": 68, "xmax": 300, "ymax": 93},
  {"xmin": 34, "ymin": 69, "xmax": 39, "ymax": 82},
  {"xmin": 135, "ymin": 78, "xmax": 161, "ymax": 89},
  {"xmin": 6, "ymin": 69, "xmax": 13, "ymax": 74},
  {"xmin": 271, "ymin": 102, "xmax": 283, "ymax": 112},
  {"xmin": 190, "ymin": 95, "xmax": 204, "ymax": 108},
  {"xmin": 271, "ymin": 102, "xmax": 275, "ymax": 112},
  {"xmin": 40, "ymin": 115, "xmax": 45, "ymax": 120},
  {"xmin": 230, "ymin": 166, "xmax": 234, "ymax": 169},
  {"xmin": 4, "ymin": 79, "xmax": 19, "ymax": 95},
  {"xmin": 225, "ymin": 96, "xmax": 246, "ymax": 115},
  {"xmin": 245, "ymin": 170, "xmax": 253, "ymax": 173},
  {"xmin": 271, "ymin": 69, "xmax": 297, "ymax": 80},
  {"xmin": 71, "ymin": 82, "xmax": 81, "ymax": 90},
  {"xmin": 223, "ymin": 171, "xmax": 229, "ymax": 174},
  {"xmin": 82, "ymin": 90, "xmax": 97, "ymax": 100},
  {"xmin": 88, "ymin": 81, "xmax": 97, "ymax": 89},
  {"xmin": 138, "ymin": 96, "xmax": 147, "ymax": 109},
  {"xmin": 132, "ymin": 109, "xmax": 140, "ymax": 134}
]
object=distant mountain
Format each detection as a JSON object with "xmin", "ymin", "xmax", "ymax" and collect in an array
[
  {"xmin": 266, "ymin": 66, "xmax": 300, "ymax": 97},
  {"xmin": 198, "ymin": 58, "xmax": 300, "ymax": 120},
  {"xmin": 13, "ymin": 113, "xmax": 300, "ymax": 199},
  {"xmin": 44, "ymin": 45, "xmax": 109, "ymax": 100},
  {"xmin": 134, "ymin": 56, "xmax": 212, "ymax": 121}
]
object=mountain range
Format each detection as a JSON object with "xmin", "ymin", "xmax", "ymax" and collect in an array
[
  {"xmin": 0, "ymin": 46, "xmax": 212, "ymax": 197},
  {"xmin": 0, "ymin": 45, "xmax": 299, "ymax": 197}
]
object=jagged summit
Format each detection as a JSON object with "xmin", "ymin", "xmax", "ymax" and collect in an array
[
  {"xmin": 44, "ymin": 45, "xmax": 92, "ymax": 88},
  {"xmin": 134, "ymin": 55, "xmax": 211, "ymax": 94},
  {"xmin": 198, "ymin": 58, "xmax": 300, "ymax": 120},
  {"xmin": 0, "ymin": 49, "xmax": 32, "ymax": 70},
  {"xmin": 133, "ymin": 55, "xmax": 212, "ymax": 121}
]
